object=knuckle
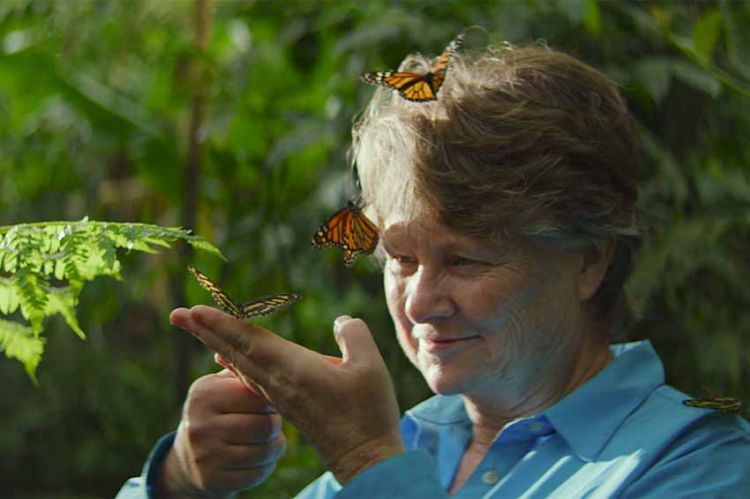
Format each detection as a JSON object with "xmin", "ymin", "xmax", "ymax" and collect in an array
[
  {"xmin": 250, "ymin": 434, "xmax": 286, "ymax": 465},
  {"xmin": 192, "ymin": 447, "xmax": 217, "ymax": 471},
  {"xmin": 185, "ymin": 420, "xmax": 212, "ymax": 446},
  {"xmin": 255, "ymin": 413, "xmax": 282, "ymax": 438},
  {"xmin": 235, "ymin": 414, "xmax": 278, "ymax": 442}
]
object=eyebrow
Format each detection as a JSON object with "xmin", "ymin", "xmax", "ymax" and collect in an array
[{"xmin": 381, "ymin": 224, "xmax": 499, "ymax": 255}]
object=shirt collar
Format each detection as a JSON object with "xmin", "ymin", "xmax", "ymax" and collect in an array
[
  {"xmin": 406, "ymin": 393, "xmax": 470, "ymax": 426},
  {"xmin": 544, "ymin": 340, "xmax": 665, "ymax": 461},
  {"xmin": 405, "ymin": 340, "xmax": 665, "ymax": 461}
]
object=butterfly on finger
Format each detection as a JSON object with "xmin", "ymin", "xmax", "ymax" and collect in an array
[
  {"xmin": 311, "ymin": 200, "xmax": 379, "ymax": 266},
  {"xmin": 187, "ymin": 265, "xmax": 301, "ymax": 319},
  {"xmin": 360, "ymin": 33, "xmax": 464, "ymax": 102}
]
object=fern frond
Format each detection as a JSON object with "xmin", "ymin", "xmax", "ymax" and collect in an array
[
  {"xmin": 0, "ymin": 218, "xmax": 225, "ymax": 378},
  {"xmin": 0, "ymin": 318, "xmax": 44, "ymax": 382},
  {"xmin": 0, "ymin": 276, "xmax": 20, "ymax": 315}
]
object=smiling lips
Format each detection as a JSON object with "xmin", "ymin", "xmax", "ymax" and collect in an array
[{"xmin": 420, "ymin": 335, "xmax": 481, "ymax": 354}]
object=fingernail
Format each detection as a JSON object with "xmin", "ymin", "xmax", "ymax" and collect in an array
[{"xmin": 334, "ymin": 315, "xmax": 352, "ymax": 331}]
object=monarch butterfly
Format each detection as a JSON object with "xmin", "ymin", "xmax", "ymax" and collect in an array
[
  {"xmin": 187, "ymin": 266, "xmax": 301, "ymax": 320},
  {"xmin": 311, "ymin": 200, "xmax": 379, "ymax": 266},
  {"xmin": 360, "ymin": 33, "xmax": 464, "ymax": 102},
  {"xmin": 682, "ymin": 396, "xmax": 743, "ymax": 414}
]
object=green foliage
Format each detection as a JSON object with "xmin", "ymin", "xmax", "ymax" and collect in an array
[{"xmin": 0, "ymin": 219, "xmax": 222, "ymax": 378}]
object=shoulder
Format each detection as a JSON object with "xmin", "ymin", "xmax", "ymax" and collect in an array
[
  {"xmin": 619, "ymin": 385, "xmax": 750, "ymax": 496},
  {"xmin": 645, "ymin": 384, "xmax": 749, "ymax": 441},
  {"xmin": 613, "ymin": 383, "xmax": 750, "ymax": 453},
  {"xmin": 651, "ymin": 385, "xmax": 750, "ymax": 457}
]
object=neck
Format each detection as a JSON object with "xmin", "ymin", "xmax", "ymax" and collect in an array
[{"xmin": 462, "ymin": 333, "xmax": 613, "ymax": 448}]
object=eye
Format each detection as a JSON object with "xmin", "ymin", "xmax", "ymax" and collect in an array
[
  {"xmin": 382, "ymin": 244, "xmax": 416, "ymax": 267},
  {"xmin": 448, "ymin": 255, "xmax": 486, "ymax": 266},
  {"xmin": 393, "ymin": 254, "xmax": 417, "ymax": 265},
  {"xmin": 383, "ymin": 250, "xmax": 418, "ymax": 277}
]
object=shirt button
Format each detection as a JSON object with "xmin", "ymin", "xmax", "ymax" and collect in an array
[
  {"xmin": 528, "ymin": 421, "xmax": 545, "ymax": 432},
  {"xmin": 482, "ymin": 470, "xmax": 500, "ymax": 485}
]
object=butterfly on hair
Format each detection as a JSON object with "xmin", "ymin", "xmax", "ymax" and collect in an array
[
  {"xmin": 187, "ymin": 266, "xmax": 301, "ymax": 320},
  {"xmin": 311, "ymin": 199, "xmax": 379, "ymax": 266},
  {"xmin": 360, "ymin": 33, "xmax": 464, "ymax": 102}
]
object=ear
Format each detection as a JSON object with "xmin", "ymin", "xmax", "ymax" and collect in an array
[{"xmin": 577, "ymin": 241, "xmax": 615, "ymax": 301}]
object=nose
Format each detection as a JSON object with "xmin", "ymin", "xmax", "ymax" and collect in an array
[{"xmin": 404, "ymin": 266, "xmax": 455, "ymax": 324}]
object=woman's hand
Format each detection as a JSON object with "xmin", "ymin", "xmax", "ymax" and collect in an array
[
  {"xmin": 155, "ymin": 367, "xmax": 285, "ymax": 498},
  {"xmin": 170, "ymin": 306, "xmax": 405, "ymax": 484}
]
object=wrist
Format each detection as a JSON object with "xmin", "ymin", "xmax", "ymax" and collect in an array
[
  {"xmin": 153, "ymin": 448, "xmax": 194, "ymax": 498},
  {"xmin": 154, "ymin": 448, "xmax": 220, "ymax": 499}
]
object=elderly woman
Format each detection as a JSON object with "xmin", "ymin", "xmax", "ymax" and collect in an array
[{"xmin": 118, "ymin": 44, "xmax": 750, "ymax": 498}]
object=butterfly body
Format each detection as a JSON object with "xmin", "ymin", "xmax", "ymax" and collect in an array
[
  {"xmin": 312, "ymin": 201, "xmax": 379, "ymax": 266},
  {"xmin": 187, "ymin": 266, "xmax": 300, "ymax": 320},
  {"xmin": 360, "ymin": 33, "xmax": 464, "ymax": 102},
  {"xmin": 682, "ymin": 396, "xmax": 743, "ymax": 414}
]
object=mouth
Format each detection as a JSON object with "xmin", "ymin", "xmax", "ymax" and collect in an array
[{"xmin": 420, "ymin": 335, "xmax": 481, "ymax": 354}]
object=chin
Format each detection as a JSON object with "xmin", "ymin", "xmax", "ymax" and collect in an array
[{"xmin": 423, "ymin": 367, "xmax": 473, "ymax": 396}]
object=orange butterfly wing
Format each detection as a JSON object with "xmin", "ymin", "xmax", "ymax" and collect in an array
[
  {"xmin": 344, "ymin": 207, "xmax": 379, "ymax": 265},
  {"xmin": 312, "ymin": 203, "xmax": 379, "ymax": 266},
  {"xmin": 312, "ymin": 206, "xmax": 349, "ymax": 249},
  {"xmin": 360, "ymin": 33, "xmax": 464, "ymax": 103},
  {"xmin": 431, "ymin": 33, "xmax": 463, "ymax": 76},
  {"xmin": 361, "ymin": 71, "xmax": 437, "ymax": 102}
]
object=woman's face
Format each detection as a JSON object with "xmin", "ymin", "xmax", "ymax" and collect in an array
[{"xmin": 382, "ymin": 211, "xmax": 595, "ymax": 399}]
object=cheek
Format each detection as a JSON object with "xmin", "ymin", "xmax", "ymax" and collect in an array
[
  {"xmin": 458, "ymin": 276, "xmax": 517, "ymax": 327},
  {"xmin": 384, "ymin": 271, "xmax": 419, "ymax": 360},
  {"xmin": 383, "ymin": 271, "xmax": 401, "ymax": 319}
]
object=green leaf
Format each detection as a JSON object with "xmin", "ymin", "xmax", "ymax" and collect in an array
[
  {"xmin": 583, "ymin": 0, "xmax": 602, "ymax": 35},
  {"xmin": 0, "ymin": 276, "xmax": 20, "ymax": 315},
  {"xmin": 554, "ymin": 0, "xmax": 602, "ymax": 34},
  {"xmin": 0, "ymin": 318, "xmax": 44, "ymax": 381},
  {"xmin": 187, "ymin": 238, "xmax": 228, "ymax": 261},
  {"xmin": 46, "ymin": 287, "xmax": 85, "ymax": 340},
  {"xmin": 15, "ymin": 266, "xmax": 50, "ymax": 322},
  {"xmin": 670, "ymin": 61, "xmax": 722, "ymax": 97},
  {"xmin": 635, "ymin": 57, "xmax": 673, "ymax": 103},
  {"xmin": 692, "ymin": 9, "xmax": 722, "ymax": 63}
]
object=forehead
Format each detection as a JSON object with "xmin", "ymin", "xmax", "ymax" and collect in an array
[{"xmin": 381, "ymin": 210, "xmax": 511, "ymax": 253}]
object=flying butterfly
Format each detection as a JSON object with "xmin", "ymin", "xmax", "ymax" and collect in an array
[
  {"xmin": 187, "ymin": 266, "xmax": 301, "ymax": 320},
  {"xmin": 682, "ymin": 396, "xmax": 743, "ymax": 414},
  {"xmin": 360, "ymin": 33, "xmax": 464, "ymax": 102},
  {"xmin": 311, "ymin": 200, "xmax": 379, "ymax": 266}
]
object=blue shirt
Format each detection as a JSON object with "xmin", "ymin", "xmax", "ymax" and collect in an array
[{"xmin": 118, "ymin": 341, "xmax": 750, "ymax": 498}]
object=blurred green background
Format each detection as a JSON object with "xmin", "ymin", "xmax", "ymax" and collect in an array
[{"xmin": 1, "ymin": 0, "xmax": 749, "ymax": 497}]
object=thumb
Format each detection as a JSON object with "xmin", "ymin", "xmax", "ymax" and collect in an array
[{"xmin": 333, "ymin": 316, "xmax": 381, "ymax": 365}]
